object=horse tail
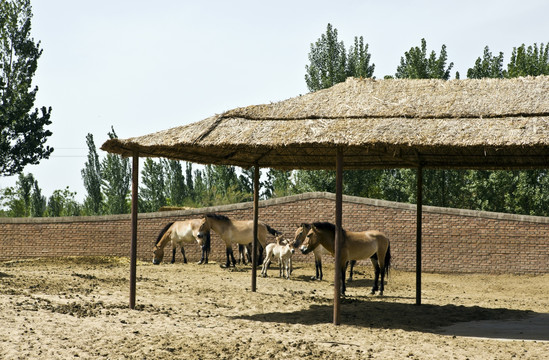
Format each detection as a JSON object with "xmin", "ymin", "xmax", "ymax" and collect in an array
[
  {"xmin": 265, "ymin": 224, "xmax": 281, "ymax": 237},
  {"xmin": 384, "ymin": 243, "xmax": 391, "ymax": 279},
  {"xmin": 155, "ymin": 222, "xmax": 175, "ymax": 245}
]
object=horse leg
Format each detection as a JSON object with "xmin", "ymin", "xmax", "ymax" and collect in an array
[
  {"xmin": 258, "ymin": 244, "xmax": 264, "ymax": 266},
  {"xmin": 370, "ymin": 256, "xmax": 380, "ymax": 294},
  {"xmin": 181, "ymin": 246, "xmax": 187, "ymax": 264},
  {"xmin": 171, "ymin": 248, "xmax": 176, "ymax": 264},
  {"xmin": 229, "ymin": 246, "xmax": 237, "ymax": 267},
  {"xmin": 221, "ymin": 246, "xmax": 232, "ymax": 268},
  {"xmin": 246, "ymin": 244, "xmax": 252, "ymax": 264},
  {"xmin": 348, "ymin": 260, "xmax": 357, "ymax": 282},
  {"xmin": 341, "ymin": 262, "xmax": 347, "ymax": 296}
]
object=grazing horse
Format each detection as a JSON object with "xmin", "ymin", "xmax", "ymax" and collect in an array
[
  {"xmin": 299, "ymin": 222, "xmax": 391, "ymax": 296},
  {"xmin": 196, "ymin": 214, "xmax": 281, "ymax": 268},
  {"xmin": 153, "ymin": 220, "xmax": 211, "ymax": 265}
]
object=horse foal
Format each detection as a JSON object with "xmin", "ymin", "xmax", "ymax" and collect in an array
[{"xmin": 261, "ymin": 236, "xmax": 295, "ymax": 279}]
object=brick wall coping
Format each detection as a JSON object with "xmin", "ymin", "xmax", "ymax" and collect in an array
[{"xmin": 1, "ymin": 192, "xmax": 548, "ymax": 225}]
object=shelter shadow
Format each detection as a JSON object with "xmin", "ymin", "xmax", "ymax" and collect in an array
[{"xmin": 231, "ymin": 299, "xmax": 532, "ymax": 333}]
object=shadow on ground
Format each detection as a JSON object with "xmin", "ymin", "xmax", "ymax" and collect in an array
[{"xmin": 231, "ymin": 299, "xmax": 547, "ymax": 341}]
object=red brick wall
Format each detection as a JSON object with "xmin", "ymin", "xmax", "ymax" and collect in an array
[{"xmin": 1, "ymin": 192, "xmax": 548, "ymax": 274}]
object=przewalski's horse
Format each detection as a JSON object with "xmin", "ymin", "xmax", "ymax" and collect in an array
[
  {"xmin": 196, "ymin": 214, "xmax": 281, "ymax": 268},
  {"xmin": 261, "ymin": 236, "xmax": 296, "ymax": 279},
  {"xmin": 153, "ymin": 220, "xmax": 211, "ymax": 265},
  {"xmin": 294, "ymin": 223, "xmax": 359, "ymax": 282},
  {"xmin": 300, "ymin": 222, "xmax": 391, "ymax": 296}
]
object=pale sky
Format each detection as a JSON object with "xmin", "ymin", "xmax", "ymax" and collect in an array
[{"xmin": 1, "ymin": 0, "xmax": 548, "ymax": 202}]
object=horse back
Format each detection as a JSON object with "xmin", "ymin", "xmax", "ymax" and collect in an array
[
  {"xmin": 344, "ymin": 230, "xmax": 389, "ymax": 261},
  {"xmin": 171, "ymin": 220, "xmax": 200, "ymax": 244}
]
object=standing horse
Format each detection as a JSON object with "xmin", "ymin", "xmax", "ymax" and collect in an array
[
  {"xmin": 153, "ymin": 220, "xmax": 211, "ymax": 265},
  {"xmin": 196, "ymin": 214, "xmax": 281, "ymax": 268},
  {"xmin": 299, "ymin": 222, "xmax": 391, "ymax": 296},
  {"xmin": 293, "ymin": 223, "xmax": 347, "ymax": 281}
]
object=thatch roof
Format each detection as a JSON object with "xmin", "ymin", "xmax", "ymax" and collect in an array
[{"xmin": 101, "ymin": 76, "xmax": 549, "ymax": 170}]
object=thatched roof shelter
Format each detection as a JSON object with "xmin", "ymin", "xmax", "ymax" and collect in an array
[
  {"xmin": 102, "ymin": 76, "xmax": 549, "ymax": 170},
  {"xmin": 101, "ymin": 75, "xmax": 549, "ymax": 321}
]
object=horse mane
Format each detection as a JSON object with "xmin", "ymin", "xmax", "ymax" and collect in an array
[
  {"xmin": 312, "ymin": 221, "xmax": 347, "ymax": 237},
  {"xmin": 205, "ymin": 213, "xmax": 230, "ymax": 221},
  {"xmin": 155, "ymin": 222, "xmax": 175, "ymax": 245}
]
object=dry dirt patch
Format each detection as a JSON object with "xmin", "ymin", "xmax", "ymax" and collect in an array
[{"xmin": 1, "ymin": 257, "xmax": 548, "ymax": 359}]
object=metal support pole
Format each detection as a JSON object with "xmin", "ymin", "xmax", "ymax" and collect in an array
[
  {"xmin": 130, "ymin": 152, "xmax": 139, "ymax": 309},
  {"xmin": 333, "ymin": 148, "xmax": 343, "ymax": 325},
  {"xmin": 416, "ymin": 165, "xmax": 423, "ymax": 306},
  {"xmin": 251, "ymin": 164, "xmax": 260, "ymax": 292}
]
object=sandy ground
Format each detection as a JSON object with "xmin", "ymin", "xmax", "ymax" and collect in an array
[{"xmin": 1, "ymin": 256, "xmax": 548, "ymax": 359}]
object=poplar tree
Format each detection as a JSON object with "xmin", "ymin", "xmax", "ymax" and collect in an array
[
  {"xmin": 0, "ymin": 0, "xmax": 53, "ymax": 176},
  {"xmin": 81, "ymin": 133, "xmax": 103, "ymax": 215}
]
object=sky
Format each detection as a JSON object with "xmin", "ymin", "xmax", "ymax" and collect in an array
[{"xmin": 1, "ymin": 0, "xmax": 548, "ymax": 202}]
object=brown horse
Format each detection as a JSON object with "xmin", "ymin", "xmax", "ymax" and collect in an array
[
  {"xmin": 196, "ymin": 214, "xmax": 280, "ymax": 268},
  {"xmin": 153, "ymin": 220, "xmax": 210, "ymax": 265},
  {"xmin": 299, "ymin": 222, "xmax": 391, "ymax": 296},
  {"xmin": 294, "ymin": 223, "xmax": 356, "ymax": 281}
]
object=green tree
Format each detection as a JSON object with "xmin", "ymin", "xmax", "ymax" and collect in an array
[
  {"xmin": 46, "ymin": 186, "xmax": 81, "ymax": 217},
  {"xmin": 185, "ymin": 162, "xmax": 195, "ymax": 202},
  {"xmin": 101, "ymin": 127, "xmax": 131, "ymax": 214},
  {"xmin": 0, "ymin": 0, "xmax": 52, "ymax": 176},
  {"xmin": 81, "ymin": 133, "xmax": 103, "ymax": 215},
  {"xmin": 305, "ymin": 23, "xmax": 348, "ymax": 92},
  {"xmin": 139, "ymin": 158, "xmax": 166, "ymax": 212},
  {"xmin": 162, "ymin": 159, "xmax": 186, "ymax": 206},
  {"xmin": 346, "ymin": 36, "xmax": 375, "ymax": 78},
  {"xmin": 467, "ymin": 46, "xmax": 504, "ymax": 79},
  {"xmin": 264, "ymin": 169, "xmax": 294, "ymax": 198},
  {"xmin": 1, "ymin": 171, "xmax": 33, "ymax": 216},
  {"xmin": 30, "ymin": 178, "xmax": 45, "ymax": 217},
  {"xmin": 395, "ymin": 38, "xmax": 454, "ymax": 79},
  {"xmin": 506, "ymin": 43, "xmax": 549, "ymax": 77}
]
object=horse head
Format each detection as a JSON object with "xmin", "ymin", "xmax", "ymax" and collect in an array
[
  {"xmin": 152, "ymin": 245, "xmax": 164, "ymax": 265},
  {"xmin": 293, "ymin": 223, "xmax": 311, "ymax": 248},
  {"xmin": 300, "ymin": 225, "xmax": 320, "ymax": 254},
  {"xmin": 196, "ymin": 216, "xmax": 210, "ymax": 246}
]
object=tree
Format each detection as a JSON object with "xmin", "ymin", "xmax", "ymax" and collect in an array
[
  {"xmin": 139, "ymin": 158, "xmax": 166, "ymax": 212},
  {"xmin": 162, "ymin": 159, "xmax": 186, "ymax": 206},
  {"xmin": 506, "ymin": 43, "xmax": 549, "ymax": 77},
  {"xmin": 1, "ymin": 171, "xmax": 33, "ymax": 216},
  {"xmin": 0, "ymin": 0, "xmax": 52, "ymax": 176},
  {"xmin": 101, "ymin": 127, "xmax": 131, "ymax": 214},
  {"xmin": 395, "ymin": 38, "xmax": 454, "ymax": 80},
  {"xmin": 30, "ymin": 178, "xmax": 45, "ymax": 217},
  {"xmin": 185, "ymin": 162, "xmax": 195, "ymax": 202},
  {"xmin": 346, "ymin": 36, "xmax": 375, "ymax": 79},
  {"xmin": 467, "ymin": 46, "xmax": 504, "ymax": 79},
  {"xmin": 305, "ymin": 23, "xmax": 347, "ymax": 92},
  {"xmin": 81, "ymin": 133, "xmax": 103, "ymax": 215},
  {"xmin": 47, "ymin": 187, "xmax": 81, "ymax": 217}
]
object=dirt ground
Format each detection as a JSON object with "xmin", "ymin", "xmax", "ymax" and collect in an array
[{"xmin": 1, "ymin": 256, "xmax": 548, "ymax": 359}]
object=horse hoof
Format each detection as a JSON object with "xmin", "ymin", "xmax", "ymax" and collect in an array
[{"xmin": 197, "ymin": 260, "xmax": 204, "ymax": 265}]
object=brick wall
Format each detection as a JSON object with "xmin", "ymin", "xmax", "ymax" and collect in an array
[{"xmin": 1, "ymin": 192, "xmax": 548, "ymax": 274}]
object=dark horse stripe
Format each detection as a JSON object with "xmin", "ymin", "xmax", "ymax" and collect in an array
[{"xmin": 155, "ymin": 222, "xmax": 175, "ymax": 245}]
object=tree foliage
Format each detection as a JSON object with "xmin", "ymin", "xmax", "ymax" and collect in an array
[
  {"xmin": 101, "ymin": 127, "xmax": 131, "ymax": 214},
  {"xmin": 506, "ymin": 43, "xmax": 549, "ymax": 77},
  {"xmin": 467, "ymin": 46, "xmax": 504, "ymax": 79},
  {"xmin": 81, "ymin": 133, "xmax": 103, "ymax": 215},
  {"xmin": 395, "ymin": 38, "xmax": 454, "ymax": 79},
  {"xmin": 0, "ymin": 0, "xmax": 52, "ymax": 176}
]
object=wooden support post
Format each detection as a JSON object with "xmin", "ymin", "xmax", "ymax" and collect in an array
[
  {"xmin": 333, "ymin": 148, "xmax": 343, "ymax": 325},
  {"xmin": 251, "ymin": 164, "xmax": 260, "ymax": 292},
  {"xmin": 130, "ymin": 152, "xmax": 139, "ymax": 309},
  {"xmin": 416, "ymin": 165, "xmax": 423, "ymax": 306}
]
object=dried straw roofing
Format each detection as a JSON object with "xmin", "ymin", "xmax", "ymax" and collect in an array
[{"xmin": 101, "ymin": 76, "xmax": 549, "ymax": 170}]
